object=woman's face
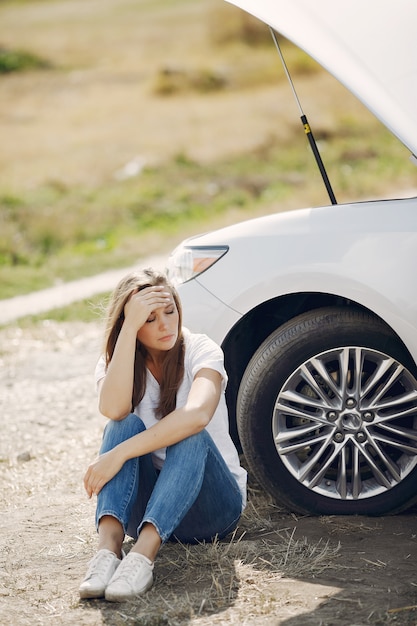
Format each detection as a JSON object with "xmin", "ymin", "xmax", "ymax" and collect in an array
[{"xmin": 136, "ymin": 295, "xmax": 179, "ymax": 356}]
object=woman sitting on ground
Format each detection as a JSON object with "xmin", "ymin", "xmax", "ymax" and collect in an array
[{"xmin": 79, "ymin": 268, "xmax": 247, "ymax": 602}]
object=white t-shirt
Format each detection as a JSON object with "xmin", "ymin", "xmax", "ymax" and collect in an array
[{"xmin": 95, "ymin": 327, "xmax": 247, "ymax": 509}]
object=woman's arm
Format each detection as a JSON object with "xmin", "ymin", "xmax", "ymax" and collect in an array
[
  {"xmin": 99, "ymin": 286, "xmax": 172, "ymax": 420},
  {"xmin": 84, "ymin": 368, "xmax": 222, "ymax": 497},
  {"xmin": 98, "ymin": 321, "xmax": 138, "ymax": 419}
]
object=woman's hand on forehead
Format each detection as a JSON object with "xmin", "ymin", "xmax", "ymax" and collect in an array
[{"xmin": 123, "ymin": 285, "xmax": 173, "ymax": 329}]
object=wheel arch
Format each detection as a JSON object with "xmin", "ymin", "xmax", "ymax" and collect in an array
[{"xmin": 222, "ymin": 291, "xmax": 416, "ymax": 445}]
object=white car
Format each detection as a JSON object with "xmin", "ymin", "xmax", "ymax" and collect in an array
[{"xmin": 166, "ymin": 0, "xmax": 417, "ymax": 516}]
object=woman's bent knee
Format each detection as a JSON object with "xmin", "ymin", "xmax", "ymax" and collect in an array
[{"xmin": 101, "ymin": 414, "xmax": 146, "ymax": 452}]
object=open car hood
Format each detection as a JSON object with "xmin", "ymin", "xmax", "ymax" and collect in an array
[{"xmin": 226, "ymin": 0, "xmax": 417, "ymax": 159}]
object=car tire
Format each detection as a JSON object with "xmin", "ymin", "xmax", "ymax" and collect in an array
[{"xmin": 237, "ymin": 307, "xmax": 417, "ymax": 515}]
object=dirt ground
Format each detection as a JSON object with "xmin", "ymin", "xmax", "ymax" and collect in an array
[{"xmin": 1, "ymin": 321, "xmax": 417, "ymax": 626}]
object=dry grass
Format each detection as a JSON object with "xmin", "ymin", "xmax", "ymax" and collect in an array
[
  {"xmin": 103, "ymin": 487, "xmax": 342, "ymax": 625},
  {"xmin": 318, "ymin": 515, "xmax": 382, "ymax": 535},
  {"xmin": 0, "ymin": 0, "xmax": 404, "ymax": 192},
  {"xmin": 0, "ymin": 0, "xmax": 289, "ymax": 188}
]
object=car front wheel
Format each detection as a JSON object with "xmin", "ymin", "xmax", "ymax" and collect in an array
[{"xmin": 237, "ymin": 307, "xmax": 417, "ymax": 515}]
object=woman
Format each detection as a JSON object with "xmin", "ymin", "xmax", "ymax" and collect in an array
[{"xmin": 79, "ymin": 268, "xmax": 247, "ymax": 602}]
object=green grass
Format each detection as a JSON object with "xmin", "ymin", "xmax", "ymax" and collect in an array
[
  {"xmin": 0, "ymin": 46, "xmax": 51, "ymax": 73},
  {"xmin": 0, "ymin": 153, "xmax": 271, "ymax": 298},
  {"xmin": 1, "ymin": 116, "xmax": 415, "ymax": 301}
]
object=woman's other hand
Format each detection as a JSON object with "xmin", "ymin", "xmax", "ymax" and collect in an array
[{"xmin": 83, "ymin": 448, "xmax": 124, "ymax": 498}]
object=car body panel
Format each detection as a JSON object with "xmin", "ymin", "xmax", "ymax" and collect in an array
[
  {"xmin": 179, "ymin": 277, "xmax": 242, "ymax": 339},
  {"xmin": 175, "ymin": 197, "xmax": 417, "ymax": 364},
  {"xmin": 226, "ymin": 0, "xmax": 417, "ymax": 158}
]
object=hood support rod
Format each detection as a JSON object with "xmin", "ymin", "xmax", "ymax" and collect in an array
[{"xmin": 269, "ymin": 27, "xmax": 337, "ymax": 205}]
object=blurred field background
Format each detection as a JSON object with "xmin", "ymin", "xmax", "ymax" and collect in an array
[{"xmin": 1, "ymin": 0, "xmax": 417, "ymax": 301}]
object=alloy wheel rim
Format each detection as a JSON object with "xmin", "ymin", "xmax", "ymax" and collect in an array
[{"xmin": 273, "ymin": 346, "xmax": 417, "ymax": 500}]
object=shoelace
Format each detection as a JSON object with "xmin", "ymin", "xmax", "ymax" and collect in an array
[
  {"xmin": 86, "ymin": 551, "xmax": 116, "ymax": 580},
  {"xmin": 111, "ymin": 555, "xmax": 147, "ymax": 584}
]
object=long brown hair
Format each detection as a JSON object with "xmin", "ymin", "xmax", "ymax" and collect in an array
[{"xmin": 103, "ymin": 268, "xmax": 185, "ymax": 418}]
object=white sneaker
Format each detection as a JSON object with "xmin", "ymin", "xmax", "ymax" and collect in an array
[
  {"xmin": 105, "ymin": 552, "xmax": 154, "ymax": 602},
  {"xmin": 79, "ymin": 549, "xmax": 122, "ymax": 599}
]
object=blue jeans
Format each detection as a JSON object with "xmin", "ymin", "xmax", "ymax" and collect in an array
[{"xmin": 95, "ymin": 413, "xmax": 243, "ymax": 544}]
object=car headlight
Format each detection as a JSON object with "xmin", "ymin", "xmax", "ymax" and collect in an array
[{"xmin": 167, "ymin": 245, "xmax": 229, "ymax": 286}]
